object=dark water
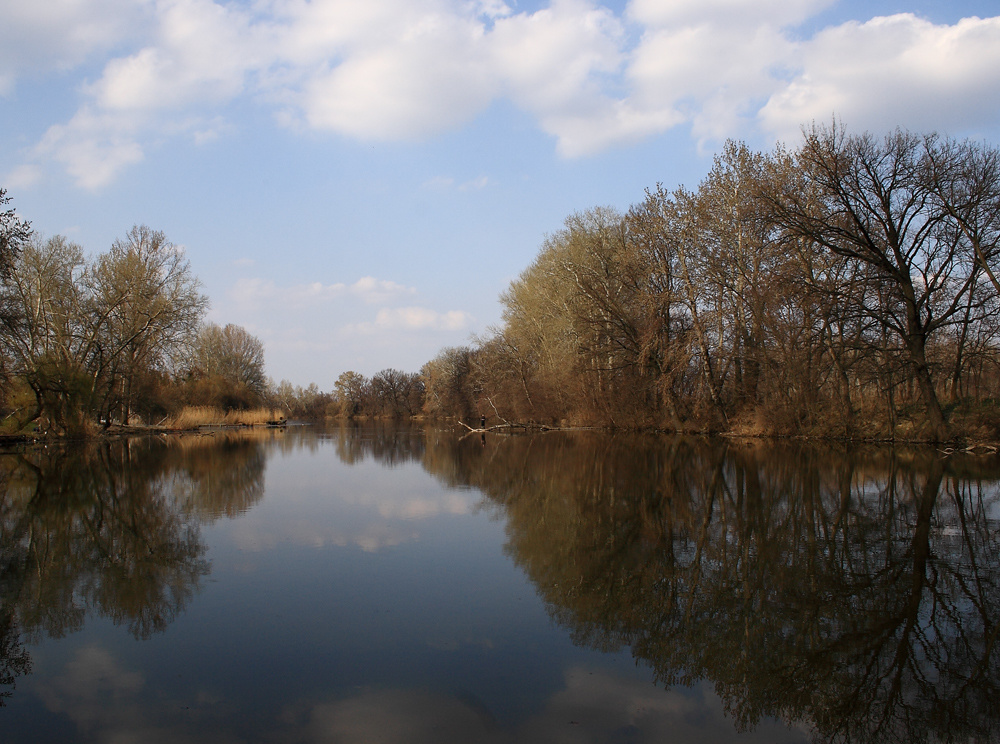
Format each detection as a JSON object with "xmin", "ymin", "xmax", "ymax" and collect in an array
[{"xmin": 1, "ymin": 425, "xmax": 998, "ymax": 743}]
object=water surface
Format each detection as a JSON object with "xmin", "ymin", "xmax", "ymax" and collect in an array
[{"xmin": 2, "ymin": 425, "xmax": 998, "ymax": 743}]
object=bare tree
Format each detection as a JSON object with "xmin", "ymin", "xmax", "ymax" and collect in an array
[
  {"xmin": 766, "ymin": 126, "xmax": 993, "ymax": 439},
  {"xmin": 190, "ymin": 323, "xmax": 267, "ymax": 399},
  {"xmin": 88, "ymin": 226, "xmax": 207, "ymax": 424}
]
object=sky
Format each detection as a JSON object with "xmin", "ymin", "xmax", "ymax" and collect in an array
[{"xmin": 2, "ymin": 0, "xmax": 999, "ymax": 389}]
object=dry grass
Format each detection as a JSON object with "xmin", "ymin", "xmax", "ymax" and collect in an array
[{"xmin": 164, "ymin": 406, "xmax": 285, "ymax": 429}]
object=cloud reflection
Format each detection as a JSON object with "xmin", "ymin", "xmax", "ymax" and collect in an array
[
  {"xmin": 302, "ymin": 668, "xmax": 810, "ymax": 743},
  {"xmin": 225, "ymin": 468, "xmax": 477, "ymax": 554}
]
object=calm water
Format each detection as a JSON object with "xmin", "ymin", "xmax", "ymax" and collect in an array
[{"xmin": 1, "ymin": 425, "xmax": 999, "ymax": 743}]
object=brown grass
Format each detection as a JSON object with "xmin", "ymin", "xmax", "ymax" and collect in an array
[{"xmin": 164, "ymin": 406, "xmax": 285, "ymax": 429}]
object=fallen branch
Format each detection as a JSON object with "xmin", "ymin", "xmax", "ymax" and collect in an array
[{"xmin": 456, "ymin": 421, "xmax": 570, "ymax": 434}]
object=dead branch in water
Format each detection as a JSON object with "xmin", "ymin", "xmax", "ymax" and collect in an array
[{"xmin": 456, "ymin": 421, "xmax": 570, "ymax": 434}]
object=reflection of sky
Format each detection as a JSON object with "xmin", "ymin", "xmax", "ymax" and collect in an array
[
  {"xmin": 31, "ymin": 644, "xmax": 809, "ymax": 744},
  {"xmin": 8, "ymin": 431, "xmax": 810, "ymax": 742},
  {"xmin": 219, "ymin": 448, "xmax": 479, "ymax": 552}
]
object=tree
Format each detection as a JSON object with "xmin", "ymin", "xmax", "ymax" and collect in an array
[
  {"xmin": 333, "ymin": 371, "xmax": 368, "ymax": 417},
  {"xmin": 188, "ymin": 323, "xmax": 267, "ymax": 407},
  {"xmin": 370, "ymin": 368, "xmax": 424, "ymax": 417},
  {"xmin": 421, "ymin": 346, "xmax": 475, "ymax": 420},
  {"xmin": 0, "ymin": 236, "xmax": 94, "ymax": 434},
  {"xmin": 88, "ymin": 225, "xmax": 208, "ymax": 424},
  {"xmin": 0, "ymin": 188, "xmax": 31, "ymax": 282},
  {"xmin": 0, "ymin": 188, "xmax": 32, "ymax": 409},
  {"xmin": 766, "ymin": 126, "xmax": 997, "ymax": 439}
]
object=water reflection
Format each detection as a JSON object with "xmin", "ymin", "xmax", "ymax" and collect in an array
[
  {"xmin": 425, "ymin": 433, "xmax": 1000, "ymax": 744},
  {"xmin": 2, "ymin": 427, "xmax": 999, "ymax": 744},
  {"xmin": 0, "ymin": 434, "xmax": 270, "ymax": 702},
  {"xmin": 322, "ymin": 420, "xmax": 427, "ymax": 466}
]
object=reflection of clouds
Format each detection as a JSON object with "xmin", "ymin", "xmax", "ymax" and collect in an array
[
  {"xmin": 520, "ymin": 668, "xmax": 809, "ymax": 743},
  {"xmin": 37, "ymin": 646, "xmax": 144, "ymax": 731},
  {"xmin": 227, "ymin": 482, "xmax": 476, "ymax": 553},
  {"xmin": 35, "ymin": 645, "xmax": 241, "ymax": 744},
  {"xmin": 230, "ymin": 520, "xmax": 418, "ymax": 553},
  {"xmin": 369, "ymin": 491, "xmax": 472, "ymax": 520},
  {"xmin": 303, "ymin": 669, "xmax": 811, "ymax": 744},
  {"xmin": 33, "ymin": 648, "xmax": 808, "ymax": 742},
  {"xmin": 308, "ymin": 689, "xmax": 506, "ymax": 744}
]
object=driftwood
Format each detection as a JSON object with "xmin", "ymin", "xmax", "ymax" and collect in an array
[
  {"xmin": 456, "ymin": 421, "xmax": 573, "ymax": 434},
  {"xmin": 938, "ymin": 443, "xmax": 999, "ymax": 456}
]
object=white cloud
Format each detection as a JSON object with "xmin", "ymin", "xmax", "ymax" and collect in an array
[
  {"xmin": 227, "ymin": 276, "xmax": 416, "ymax": 309},
  {"xmin": 85, "ymin": 0, "xmax": 267, "ymax": 112},
  {"xmin": 300, "ymin": 10, "xmax": 497, "ymax": 139},
  {"xmin": 4, "ymin": 163, "xmax": 43, "ymax": 190},
  {"xmin": 626, "ymin": 0, "xmax": 831, "ymax": 29},
  {"xmin": 350, "ymin": 276, "xmax": 418, "ymax": 303},
  {"xmin": 0, "ymin": 0, "xmax": 150, "ymax": 93},
  {"xmin": 9, "ymin": 0, "xmax": 1000, "ymax": 185},
  {"xmin": 371, "ymin": 306, "xmax": 473, "ymax": 331},
  {"xmin": 759, "ymin": 14, "xmax": 1000, "ymax": 143},
  {"xmin": 423, "ymin": 174, "xmax": 490, "ymax": 191},
  {"xmin": 35, "ymin": 106, "xmax": 146, "ymax": 190},
  {"xmin": 488, "ymin": 0, "xmax": 629, "ymax": 154}
]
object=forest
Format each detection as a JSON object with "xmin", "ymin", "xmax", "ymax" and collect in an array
[{"xmin": 3, "ymin": 124, "xmax": 1000, "ymax": 442}]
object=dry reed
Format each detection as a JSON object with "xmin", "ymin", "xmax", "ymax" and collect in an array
[{"xmin": 165, "ymin": 406, "xmax": 284, "ymax": 429}]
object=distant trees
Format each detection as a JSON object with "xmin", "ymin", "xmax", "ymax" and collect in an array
[
  {"xmin": 185, "ymin": 322, "xmax": 267, "ymax": 409},
  {"xmin": 269, "ymin": 368, "xmax": 425, "ymax": 421},
  {"xmin": 426, "ymin": 127, "xmax": 1000, "ymax": 440}
]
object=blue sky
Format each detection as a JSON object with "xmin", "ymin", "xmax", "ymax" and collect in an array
[{"xmin": 2, "ymin": 0, "xmax": 999, "ymax": 389}]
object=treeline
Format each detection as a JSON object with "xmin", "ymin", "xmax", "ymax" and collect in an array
[
  {"xmin": 6, "ymin": 123, "xmax": 1000, "ymax": 441},
  {"xmin": 0, "ymin": 206, "xmax": 269, "ymax": 436},
  {"xmin": 271, "ymin": 369, "xmax": 425, "ymax": 420},
  {"xmin": 0, "ymin": 189, "xmax": 429, "ymax": 433},
  {"xmin": 422, "ymin": 126, "xmax": 1000, "ymax": 441}
]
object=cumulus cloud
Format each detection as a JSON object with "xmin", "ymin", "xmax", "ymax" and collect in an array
[
  {"xmin": 300, "ymin": 11, "xmax": 497, "ymax": 139},
  {"xmin": 626, "ymin": 0, "xmax": 831, "ymax": 28},
  {"xmin": 35, "ymin": 106, "xmax": 146, "ymax": 189},
  {"xmin": 0, "ymin": 0, "xmax": 149, "ymax": 94},
  {"xmin": 7, "ymin": 0, "xmax": 1000, "ymax": 186},
  {"xmin": 759, "ymin": 14, "xmax": 1000, "ymax": 142}
]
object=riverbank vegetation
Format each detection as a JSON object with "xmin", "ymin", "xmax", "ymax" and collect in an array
[
  {"xmin": 421, "ymin": 126, "xmax": 1000, "ymax": 442},
  {"xmin": 4, "ymin": 123, "xmax": 1000, "ymax": 442},
  {"xmin": 0, "ymin": 203, "xmax": 272, "ymax": 437}
]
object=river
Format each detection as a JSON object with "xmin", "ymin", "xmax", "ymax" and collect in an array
[{"xmin": 1, "ymin": 424, "xmax": 998, "ymax": 743}]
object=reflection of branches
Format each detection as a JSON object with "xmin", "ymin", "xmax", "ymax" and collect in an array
[
  {"xmin": 422, "ymin": 433, "xmax": 1000, "ymax": 744},
  {"xmin": 0, "ymin": 468, "xmax": 31, "ymax": 705},
  {"xmin": 168, "ymin": 434, "xmax": 268, "ymax": 521},
  {"xmin": 328, "ymin": 421, "xmax": 426, "ymax": 467},
  {"xmin": 0, "ymin": 437, "xmax": 217, "ymax": 703}
]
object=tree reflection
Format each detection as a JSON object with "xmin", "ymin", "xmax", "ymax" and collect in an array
[
  {"xmin": 0, "ymin": 433, "xmax": 267, "ymax": 700},
  {"xmin": 327, "ymin": 421, "xmax": 427, "ymax": 466},
  {"xmin": 425, "ymin": 433, "xmax": 1000, "ymax": 743},
  {"xmin": 167, "ymin": 431, "xmax": 269, "ymax": 520}
]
